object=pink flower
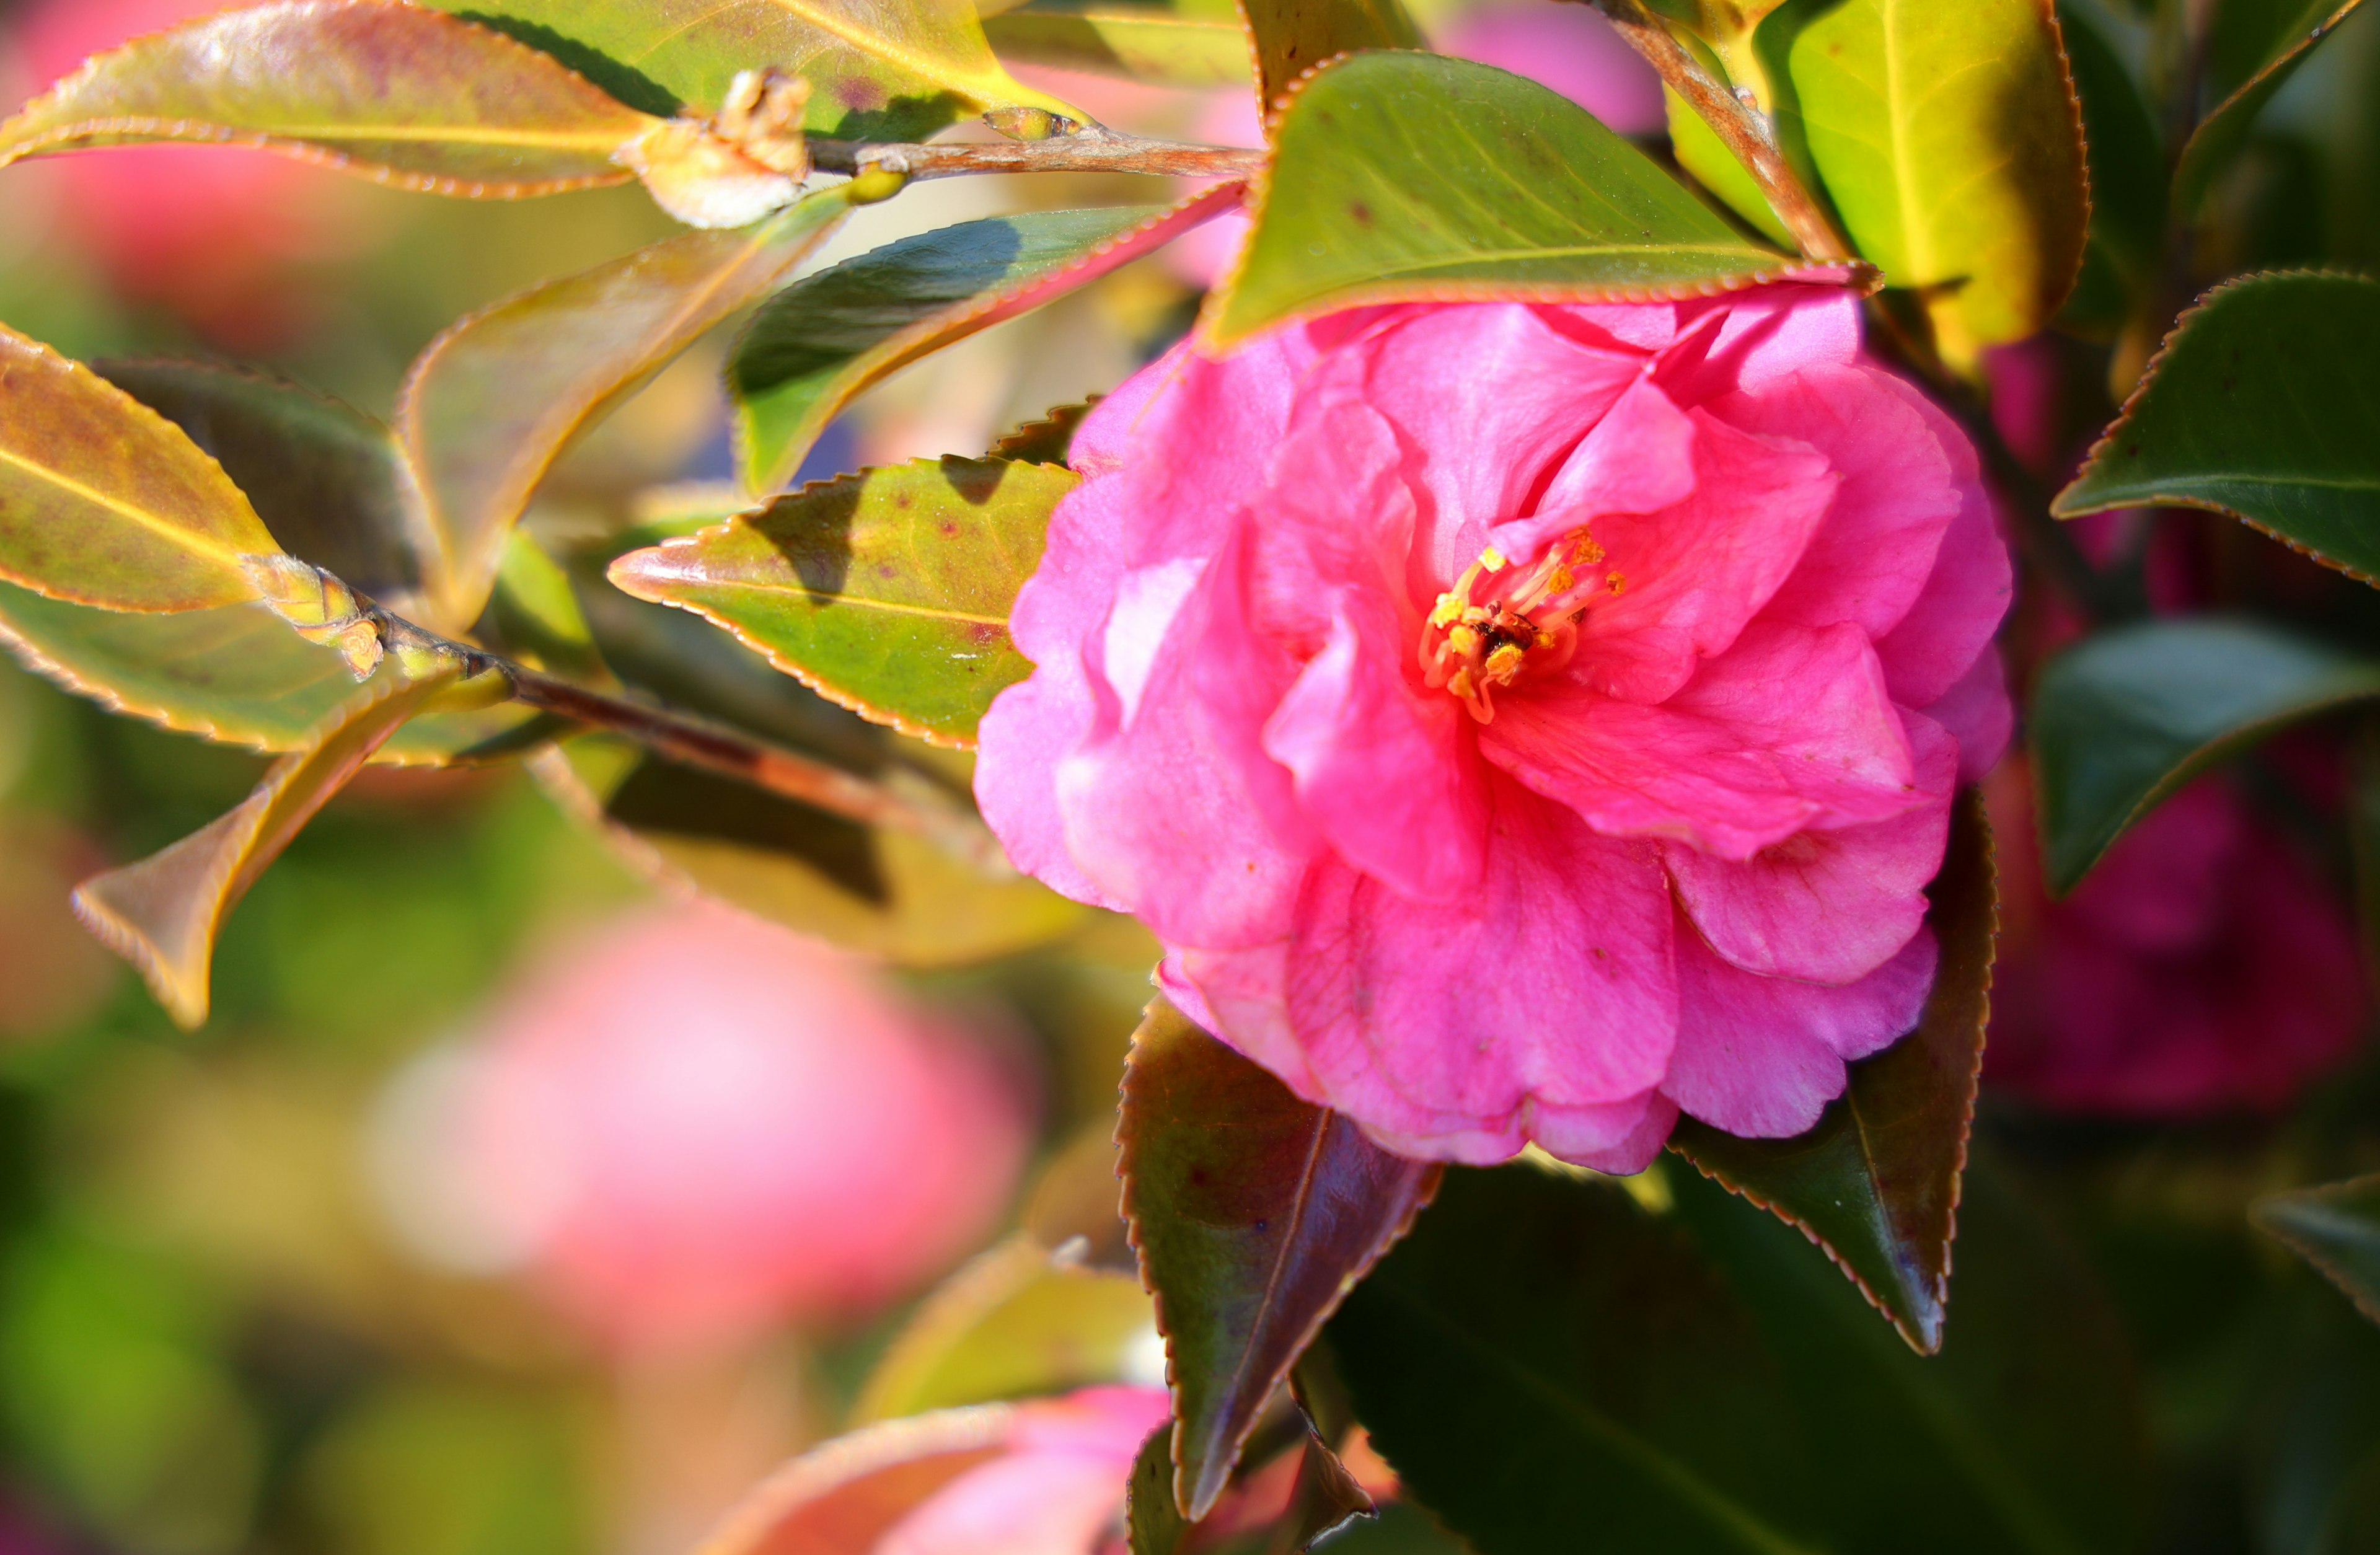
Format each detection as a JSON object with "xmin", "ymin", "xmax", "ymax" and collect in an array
[
  {"xmin": 976, "ymin": 290, "xmax": 2013, "ymax": 1170},
  {"xmin": 1984, "ymin": 762, "xmax": 2367, "ymax": 1117},
  {"xmin": 873, "ymin": 1387, "xmax": 1169, "ymax": 1555}
]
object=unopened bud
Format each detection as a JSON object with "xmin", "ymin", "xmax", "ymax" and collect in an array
[
  {"xmin": 983, "ymin": 105, "xmax": 1077, "ymax": 141},
  {"xmin": 844, "ymin": 163, "xmax": 910, "ymax": 205}
]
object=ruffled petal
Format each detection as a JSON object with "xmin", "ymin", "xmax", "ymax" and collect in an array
[
  {"xmin": 1919, "ymin": 645, "xmax": 2014, "ymax": 784},
  {"xmin": 1870, "ymin": 377, "xmax": 2013, "ymax": 708},
  {"xmin": 1655, "ymin": 284, "xmax": 1864, "ymax": 401},
  {"xmin": 1488, "ymin": 374, "xmax": 1698, "ymax": 563}
]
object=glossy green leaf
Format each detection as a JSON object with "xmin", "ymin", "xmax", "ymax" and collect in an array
[
  {"xmin": 854, "ymin": 1235, "xmax": 1158, "ymax": 1422},
  {"xmin": 1120, "ymin": 998, "xmax": 1441, "ymax": 1520},
  {"xmin": 2055, "ymin": 0, "xmax": 2166, "ymax": 333},
  {"xmin": 0, "ymin": 1, "xmax": 653, "ymax": 195},
  {"xmin": 73, "ymin": 666, "xmax": 464, "ymax": 1028},
  {"xmin": 2029, "ymin": 617, "xmax": 2380, "ymax": 892},
  {"xmin": 2174, "ymin": 0, "xmax": 2365, "ymax": 216},
  {"xmin": 420, "ymin": 0, "xmax": 1082, "ymax": 139},
  {"xmin": 1667, "ymin": 87, "xmax": 1794, "ymax": 248},
  {"xmin": 731, "ymin": 193, "xmax": 1235, "ymax": 491},
  {"xmin": 1210, "ymin": 53, "xmax": 1846, "ymax": 347},
  {"xmin": 399, "ymin": 188, "xmax": 850, "ymax": 628},
  {"xmin": 1236, "ymin": 0, "xmax": 1417, "ymax": 113},
  {"xmin": 1669, "ymin": 789, "xmax": 1996, "ymax": 1355},
  {"xmin": 697, "ymin": 1406, "xmax": 1015, "ymax": 1555},
  {"xmin": 2257, "ymin": 1176, "xmax": 2380, "ymax": 1326},
  {"xmin": 608, "ymin": 457, "xmax": 1074, "ymax": 747},
  {"xmin": 0, "ymin": 325, "xmax": 284, "ymax": 612},
  {"xmin": 2054, "ymin": 272, "xmax": 2380, "ymax": 581},
  {"xmin": 984, "ymin": 0, "xmax": 1253, "ymax": 88},
  {"xmin": 1773, "ymin": 0, "xmax": 2089, "ymax": 364}
]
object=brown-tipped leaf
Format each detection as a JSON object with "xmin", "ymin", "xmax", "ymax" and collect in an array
[
  {"xmin": 1120, "ymin": 995, "xmax": 1442, "ymax": 1520},
  {"xmin": 0, "ymin": 326, "xmax": 284, "ymax": 612},
  {"xmin": 1668, "ymin": 787, "xmax": 1998, "ymax": 1354},
  {"xmin": 1236, "ymin": 0, "xmax": 1419, "ymax": 114},
  {"xmin": 0, "ymin": 0, "xmax": 654, "ymax": 195}
]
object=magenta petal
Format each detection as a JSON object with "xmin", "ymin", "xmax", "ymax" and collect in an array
[
  {"xmin": 1920, "ymin": 645, "xmax": 2014, "ymax": 783},
  {"xmin": 1248, "ymin": 397, "xmax": 1418, "ymax": 642},
  {"xmin": 1659, "ymin": 284, "xmax": 1864, "ymax": 401},
  {"xmin": 1662, "ymin": 713, "xmax": 1957, "ymax": 984},
  {"xmin": 1489, "ymin": 374, "xmax": 1698, "ymax": 562},
  {"xmin": 1871, "ymin": 377, "xmax": 2013, "ymax": 708}
]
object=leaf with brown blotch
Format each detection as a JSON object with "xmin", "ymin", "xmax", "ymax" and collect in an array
[
  {"xmin": 1119, "ymin": 995, "xmax": 1442, "ymax": 1520},
  {"xmin": 398, "ymin": 185, "xmax": 850, "ymax": 629},
  {"xmin": 71, "ymin": 666, "xmax": 465, "ymax": 1029},
  {"xmin": 0, "ymin": 326, "xmax": 286, "ymax": 613},
  {"xmin": 1236, "ymin": 0, "xmax": 1420, "ymax": 117},
  {"xmin": 1667, "ymin": 787, "xmax": 1998, "ymax": 1355},
  {"xmin": 0, "ymin": 0, "xmax": 655, "ymax": 196},
  {"xmin": 695, "ymin": 1406, "xmax": 1016, "ymax": 1555}
]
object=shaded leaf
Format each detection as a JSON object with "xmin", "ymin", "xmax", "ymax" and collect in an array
[
  {"xmin": 1773, "ymin": 0, "xmax": 2089, "ymax": 364},
  {"xmin": 72, "ymin": 667, "xmax": 464, "ymax": 1028},
  {"xmin": 1120, "ymin": 997, "xmax": 1441, "ymax": 1521},
  {"xmin": 731, "ymin": 192, "xmax": 1238, "ymax": 491},
  {"xmin": 1235, "ymin": 0, "xmax": 1417, "ymax": 114},
  {"xmin": 420, "ymin": 0, "xmax": 1082, "ymax": 141},
  {"xmin": 0, "ymin": 325, "xmax": 283, "ymax": 612},
  {"xmin": 490, "ymin": 530, "xmax": 610, "ymax": 682},
  {"xmin": 2256, "ymin": 1175, "xmax": 2380, "ymax": 1325},
  {"xmin": 1130, "ymin": 1425, "xmax": 1197, "ymax": 1555},
  {"xmin": 2053, "ymin": 271, "xmax": 2380, "ymax": 581},
  {"xmin": 1127, "ymin": 1418, "xmax": 1377, "ymax": 1555},
  {"xmin": 608, "ymin": 457, "xmax": 1073, "ymax": 747},
  {"xmin": 1210, "ymin": 53, "xmax": 1852, "ymax": 347},
  {"xmin": 984, "ymin": 0, "xmax": 1254, "ymax": 89},
  {"xmin": 2174, "ymin": 0, "xmax": 2365, "ymax": 217},
  {"xmin": 1025, "ymin": 1121, "xmax": 1139, "ymax": 1275},
  {"xmin": 0, "ymin": 0, "xmax": 652, "ymax": 195},
  {"xmin": 989, "ymin": 400, "xmax": 1098, "ymax": 466},
  {"xmin": 697, "ymin": 1406, "xmax": 1015, "ymax": 1555},
  {"xmin": 2029, "ymin": 617, "xmax": 2380, "ymax": 892},
  {"xmin": 2055, "ymin": 0, "xmax": 2167, "ymax": 335},
  {"xmin": 399, "ymin": 187, "xmax": 850, "ymax": 627},
  {"xmin": 1668, "ymin": 789, "xmax": 1996, "ymax": 1354},
  {"xmin": 855, "ymin": 1235, "xmax": 1158, "ymax": 1422}
]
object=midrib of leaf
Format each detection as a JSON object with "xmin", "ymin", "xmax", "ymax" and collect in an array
[
  {"xmin": 1882, "ymin": 0, "xmax": 1929, "ymax": 285},
  {"xmin": 0, "ymin": 444, "xmax": 256, "ymax": 569},
  {"xmin": 2092, "ymin": 473, "xmax": 2380, "ymax": 495},
  {"xmin": 1205, "ymin": 1114, "xmax": 1331, "ymax": 1465},
  {"xmin": 628, "ymin": 0, "xmax": 1004, "ymax": 102},
  {"xmin": 1318, "ymin": 244, "xmax": 1774, "ymax": 282},
  {"xmin": 709, "ymin": 578, "xmax": 1009, "ymax": 627},
  {"xmin": 14, "ymin": 120, "xmax": 644, "ymax": 150}
]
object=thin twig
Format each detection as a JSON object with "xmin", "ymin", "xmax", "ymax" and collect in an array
[
  {"xmin": 811, "ymin": 126, "xmax": 1266, "ymax": 183},
  {"xmin": 1589, "ymin": 0, "xmax": 1854, "ymax": 262}
]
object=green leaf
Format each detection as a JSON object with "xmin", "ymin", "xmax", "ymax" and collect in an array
[
  {"xmin": 399, "ymin": 188, "xmax": 850, "ymax": 628},
  {"xmin": 0, "ymin": 325, "xmax": 285, "ymax": 612},
  {"xmin": 608, "ymin": 457, "xmax": 1073, "ymax": 747},
  {"xmin": 853, "ymin": 1235, "xmax": 1158, "ymax": 1422},
  {"xmin": 1235, "ymin": 0, "xmax": 1418, "ymax": 113},
  {"xmin": 2256, "ymin": 1176, "xmax": 2380, "ymax": 1326},
  {"xmin": 1668, "ymin": 788, "xmax": 1996, "ymax": 1355},
  {"xmin": 1127, "ymin": 1417, "xmax": 1377, "ymax": 1555},
  {"xmin": 989, "ymin": 400, "xmax": 1098, "ymax": 466},
  {"xmin": 2029, "ymin": 617, "xmax": 2380, "ymax": 893},
  {"xmin": 420, "ymin": 0, "xmax": 1083, "ymax": 139},
  {"xmin": 0, "ymin": 1, "xmax": 652, "ymax": 195},
  {"xmin": 699, "ymin": 1407, "xmax": 1019, "ymax": 1555},
  {"xmin": 1119, "ymin": 998, "xmax": 1441, "ymax": 1520},
  {"xmin": 2053, "ymin": 272, "xmax": 2380, "ymax": 581},
  {"xmin": 2054, "ymin": 1, "xmax": 2166, "ymax": 334},
  {"xmin": 1210, "ymin": 53, "xmax": 1847, "ymax": 348},
  {"xmin": 71, "ymin": 666, "xmax": 465, "ymax": 1028},
  {"xmin": 1771, "ymin": 0, "xmax": 2089, "ymax": 364},
  {"xmin": 984, "ymin": 0, "xmax": 1254, "ymax": 89},
  {"xmin": 490, "ymin": 531, "xmax": 610, "ymax": 684},
  {"xmin": 1667, "ymin": 87, "xmax": 1794, "ymax": 249},
  {"xmin": 1129, "ymin": 1425, "xmax": 1196, "ymax": 1555},
  {"xmin": 2174, "ymin": 0, "xmax": 2365, "ymax": 217},
  {"xmin": 730, "ymin": 194, "xmax": 1235, "ymax": 491}
]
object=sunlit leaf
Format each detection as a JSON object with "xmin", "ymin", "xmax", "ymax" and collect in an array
[
  {"xmin": 1668, "ymin": 791, "xmax": 1995, "ymax": 1355},
  {"xmin": 0, "ymin": 1, "xmax": 653, "ymax": 195},
  {"xmin": 2031, "ymin": 617, "xmax": 2380, "ymax": 892},
  {"xmin": 72, "ymin": 667, "xmax": 465, "ymax": 1029},
  {"xmin": 2256, "ymin": 1176, "xmax": 2380, "ymax": 1326},
  {"xmin": 1121, "ymin": 997, "xmax": 1440, "ymax": 1520},
  {"xmin": 608, "ymin": 457, "xmax": 1073, "ymax": 747},
  {"xmin": 2174, "ymin": 0, "xmax": 2365, "ymax": 216},
  {"xmin": 1773, "ymin": 0, "xmax": 2089, "ymax": 364},
  {"xmin": 1667, "ymin": 87, "xmax": 1794, "ymax": 248},
  {"xmin": 984, "ymin": 0, "xmax": 1253, "ymax": 89},
  {"xmin": 731, "ymin": 191, "xmax": 1238, "ymax": 490},
  {"xmin": 854, "ymin": 1235, "xmax": 1158, "ymax": 1422},
  {"xmin": 0, "ymin": 326, "xmax": 284, "ymax": 612},
  {"xmin": 490, "ymin": 531, "xmax": 610, "ymax": 683},
  {"xmin": 419, "ymin": 0, "xmax": 1082, "ymax": 139},
  {"xmin": 1236, "ymin": 0, "xmax": 1418, "ymax": 113},
  {"xmin": 399, "ymin": 187, "xmax": 850, "ymax": 628},
  {"xmin": 2054, "ymin": 272, "xmax": 2380, "ymax": 582},
  {"xmin": 1210, "ymin": 53, "xmax": 1853, "ymax": 347},
  {"xmin": 697, "ymin": 1406, "xmax": 1016, "ymax": 1555}
]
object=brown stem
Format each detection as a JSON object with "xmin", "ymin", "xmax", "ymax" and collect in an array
[
  {"xmin": 1589, "ymin": 0, "xmax": 1854, "ymax": 263},
  {"xmin": 809, "ymin": 126, "xmax": 1266, "ymax": 183}
]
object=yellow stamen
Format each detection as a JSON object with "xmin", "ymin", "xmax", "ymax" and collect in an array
[{"xmin": 1483, "ymin": 643, "xmax": 1527, "ymax": 682}]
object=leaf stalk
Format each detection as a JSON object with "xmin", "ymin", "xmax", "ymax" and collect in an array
[{"xmin": 810, "ymin": 125, "xmax": 1266, "ymax": 182}]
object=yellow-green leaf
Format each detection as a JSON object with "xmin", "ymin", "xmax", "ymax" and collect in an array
[
  {"xmin": 1236, "ymin": 0, "xmax": 1418, "ymax": 114},
  {"xmin": 984, "ymin": 0, "xmax": 1253, "ymax": 89}
]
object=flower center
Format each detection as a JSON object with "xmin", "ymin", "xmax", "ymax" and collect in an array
[{"xmin": 1418, "ymin": 529, "xmax": 1623, "ymax": 723}]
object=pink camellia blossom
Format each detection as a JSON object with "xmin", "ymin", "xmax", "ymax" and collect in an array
[
  {"xmin": 875, "ymin": 1387, "xmax": 1170, "ymax": 1555},
  {"xmin": 976, "ymin": 288, "xmax": 2013, "ymax": 1170},
  {"xmin": 1984, "ymin": 762, "xmax": 2367, "ymax": 1117}
]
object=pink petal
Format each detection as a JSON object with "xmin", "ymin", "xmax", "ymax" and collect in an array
[
  {"xmin": 1440, "ymin": 3, "xmax": 1665, "ymax": 134},
  {"xmin": 1488, "ymin": 373, "xmax": 1699, "ymax": 563},
  {"xmin": 1359, "ymin": 1089, "xmax": 1677, "ymax": 1174},
  {"xmin": 1662, "ymin": 922, "xmax": 1939, "ymax": 1137},
  {"xmin": 1870, "ymin": 376, "xmax": 2013, "ymax": 708},
  {"xmin": 1657, "ymin": 285, "xmax": 1865, "ymax": 402},
  {"xmin": 1918, "ymin": 645, "xmax": 2014, "ymax": 784},
  {"xmin": 1660, "ymin": 713, "xmax": 1957, "ymax": 984},
  {"xmin": 1487, "ymin": 622, "xmax": 1920, "ymax": 858},
  {"xmin": 1246, "ymin": 397, "xmax": 1419, "ymax": 646}
]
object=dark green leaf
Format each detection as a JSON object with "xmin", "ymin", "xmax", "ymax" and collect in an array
[
  {"xmin": 984, "ymin": 0, "xmax": 1254, "ymax": 88},
  {"xmin": 2054, "ymin": 271, "xmax": 2380, "ymax": 582},
  {"xmin": 731, "ymin": 195, "xmax": 1234, "ymax": 491},
  {"xmin": 2028, "ymin": 617, "xmax": 2380, "ymax": 892},
  {"xmin": 2054, "ymin": 1, "xmax": 2167, "ymax": 334},
  {"xmin": 1119, "ymin": 998, "xmax": 1441, "ymax": 1520},
  {"xmin": 1128, "ymin": 1417, "xmax": 1377, "ymax": 1555},
  {"xmin": 2174, "ymin": 1, "xmax": 2365, "ymax": 216},
  {"xmin": 1669, "ymin": 788, "xmax": 1996, "ymax": 1355},
  {"xmin": 1235, "ymin": 0, "xmax": 1418, "ymax": 113},
  {"xmin": 1210, "ymin": 53, "xmax": 1845, "ymax": 347},
  {"xmin": 2256, "ymin": 1176, "xmax": 2380, "ymax": 1325},
  {"xmin": 1130, "ymin": 1425, "xmax": 1195, "ymax": 1555},
  {"xmin": 607, "ymin": 457, "xmax": 1074, "ymax": 747}
]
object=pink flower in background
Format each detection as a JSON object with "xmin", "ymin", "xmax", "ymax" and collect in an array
[
  {"xmin": 876, "ymin": 1387, "xmax": 1168, "ymax": 1555},
  {"xmin": 976, "ymin": 288, "xmax": 2013, "ymax": 1171},
  {"xmin": 420, "ymin": 902, "xmax": 1030, "ymax": 1354},
  {"xmin": 1985, "ymin": 762, "xmax": 2368, "ymax": 1117}
]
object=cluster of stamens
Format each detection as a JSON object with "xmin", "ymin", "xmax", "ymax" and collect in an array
[{"xmin": 1419, "ymin": 528, "xmax": 1624, "ymax": 722}]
